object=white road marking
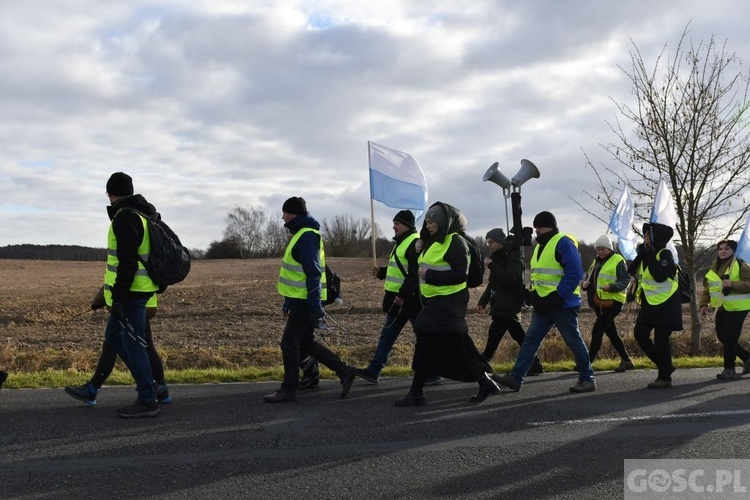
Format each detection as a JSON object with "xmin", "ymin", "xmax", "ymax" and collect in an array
[{"xmin": 528, "ymin": 408, "xmax": 750, "ymax": 427}]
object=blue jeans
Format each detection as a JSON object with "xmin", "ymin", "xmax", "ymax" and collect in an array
[
  {"xmin": 510, "ymin": 307, "xmax": 594, "ymax": 385},
  {"xmin": 104, "ymin": 298, "xmax": 156, "ymax": 402},
  {"xmin": 367, "ymin": 310, "xmax": 419, "ymax": 376}
]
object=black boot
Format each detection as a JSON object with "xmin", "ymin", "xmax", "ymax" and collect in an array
[
  {"xmin": 470, "ymin": 373, "xmax": 500, "ymax": 403},
  {"xmin": 394, "ymin": 390, "xmax": 427, "ymax": 407},
  {"xmin": 528, "ymin": 357, "xmax": 544, "ymax": 376}
]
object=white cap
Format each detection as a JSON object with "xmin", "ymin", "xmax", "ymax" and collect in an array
[{"xmin": 594, "ymin": 235, "xmax": 613, "ymax": 251}]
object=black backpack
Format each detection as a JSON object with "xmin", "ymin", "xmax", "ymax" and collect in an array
[
  {"xmin": 124, "ymin": 209, "xmax": 191, "ymax": 293},
  {"xmin": 460, "ymin": 234, "xmax": 485, "ymax": 288},
  {"xmin": 324, "ymin": 265, "xmax": 342, "ymax": 305},
  {"xmin": 676, "ymin": 264, "xmax": 692, "ymax": 304}
]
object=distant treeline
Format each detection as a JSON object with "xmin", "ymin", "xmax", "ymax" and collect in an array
[{"xmin": 0, "ymin": 244, "xmax": 107, "ymax": 261}]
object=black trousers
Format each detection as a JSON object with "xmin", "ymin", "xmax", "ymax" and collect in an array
[
  {"xmin": 90, "ymin": 320, "xmax": 166, "ymax": 388},
  {"xmin": 280, "ymin": 306, "xmax": 347, "ymax": 391},
  {"xmin": 588, "ymin": 302, "xmax": 630, "ymax": 362},
  {"xmin": 482, "ymin": 316, "xmax": 526, "ymax": 360},
  {"xmin": 634, "ymin": 322, "xmax": 674, "ymax": 381},
  {"xmin": 715, "ymin": 309, "xmax": 750, "ymax": 370}
]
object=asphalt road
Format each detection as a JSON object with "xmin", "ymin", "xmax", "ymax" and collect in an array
[{"xmin": 2, "ymin": 368, "xmax": 750, "ymax": 499}]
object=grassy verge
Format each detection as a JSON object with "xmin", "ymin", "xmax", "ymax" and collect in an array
[{"xmin": 1, "ymin": 356, "xmax": 727, "ymax": 390}]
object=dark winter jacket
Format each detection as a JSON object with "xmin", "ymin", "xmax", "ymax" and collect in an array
[
  {"xmin": 628, "ymin": 222, "xmax": 683, "ymax": 330},
  {"xmin": 477, "ymin": 243, "xmax": 525, "ymax": 320},
  {"xmin": 282, "ymin": 214, "xmax": 325, "ymax": 316},
  {"xmin": 376, "ymin": 228, "xmax": 422, "ymax": 316},
  {"xmin": 414, "ymin": 202, "xmax": 471, "ymax": 335},
  {"xmin": 107, "ymin": 194, "xmax": 158, "ymax": 303}
]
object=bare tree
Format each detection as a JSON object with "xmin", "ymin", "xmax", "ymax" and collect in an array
[
  {"xmin": 579, "ymin": 25, "xmax": 750, "ymax": 352},
  {"xmin": 223, "ymin": 205, "xmax": 267, "ymax": 258},
  {"xmin": 321, "ymin": 215, "xmax": 381, "ymax": 257},
  {"xmin": 262, "ymin": 218, "xmax": 289, "ymax": 257}
]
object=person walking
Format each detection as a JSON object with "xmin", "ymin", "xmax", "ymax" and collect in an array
[
  {"xmin": 394, "ymin": 202, "xmax": 500, "ymax": 407},
  {"xmin": 494, "ymin": 211, "xmax": 596, "ymax": 394},
  {"xmin": 698, "ymin": 239, "xmax": 750, "ymax": 380},
  {"xmin": 476, "ymin": 228, "xmax": 543, "ymax": 374},
  {"xmin": 581, "ymin": 234, "xmax": 634, "ymax": 372},
  {"xmin": 263, "ymin": 196, "xmax": 357, "ymax": 403},
  {"xmin": 101, "ymin": 172, "xmax": 161, "ymax": 417},
  {"xmin": 64, "ymin": 289, "xmax": 171, "ymax": 405},
  {"xmin": 357, "ymin": 210, "xmax": 422, "ymax": 384},
  {"xmin": 0, "ymin": 370, "xmax": 7, "ymax": 389},
  {"xmin": 628, "ymin": 222, "xmax": 683, "ymax": 389}
]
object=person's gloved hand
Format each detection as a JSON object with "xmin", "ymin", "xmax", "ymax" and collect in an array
[
  {"xmin": 312, "ymin": 309, "xmax": 327, "ymax": 329},
  {"xmin": 91, "ymin": 286, "xmax": 106, "ymax": 310},
  {"xmin": 111, "ymin": 302, "xmax": 126, "ymax": 323}
]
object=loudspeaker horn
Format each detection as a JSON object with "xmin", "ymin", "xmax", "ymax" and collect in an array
[
  {"xmin": 511, "ymin": 159, "xmax": 540, "ymax": 189},
  {"xmin": 483, "ymin": 162, "xmax": 512, "ymax": 190}
]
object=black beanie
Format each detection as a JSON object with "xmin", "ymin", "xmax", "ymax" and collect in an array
[
  {"xmin": 106, "ymin": 172, "xmax": 133, "ymax": 197},
  {"xmin": 486, "ymin": 228, "xmax": 506, "ymax": 242},
  {"xmin": 393, "ymin": 210, "xmax": 415, "ymax": 228},
  {"xmin": 282, "ymin": 196, "xmax": 307, "ymax": 215},
  {"xmin": 533, "ymin": 211, "xmax": 557, "ymax": 229}
]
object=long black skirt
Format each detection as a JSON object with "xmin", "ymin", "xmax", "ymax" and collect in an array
[{"xmin": 412, "ymin": 330, "xmax": 492, "ymax": 383}]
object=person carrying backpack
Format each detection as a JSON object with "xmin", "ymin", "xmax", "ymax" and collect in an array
[
  {"xmin": 476, "ymin": 228, "xmax": 543, "ymax": 375},
  {"xmin": 394, "ymin": 202, "xmax": 500, "ymax": 407},
  {"xmin": 101, "ymin": 172, "xmax": 161, "ymax": 417},
  {"xmin": 699, "ymin": 239, "xmax": 750, "ymax": 380}
]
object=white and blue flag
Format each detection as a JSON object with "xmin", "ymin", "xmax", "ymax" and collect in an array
[
  {"xmin": 368, "ymin": 141, "xmax": 428, "ymax": 217},
  {"xmin": 649, "ymin": 177, "xmax": 680, "ymax": 264},
  {"xmin": 608, "ymin": 186, "xmax": 638, "ymax": 261}
]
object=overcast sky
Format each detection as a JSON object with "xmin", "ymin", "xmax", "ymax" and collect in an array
[{"xmin": 1, "ymin": 1, "xmax": 747, "ymax": 250}]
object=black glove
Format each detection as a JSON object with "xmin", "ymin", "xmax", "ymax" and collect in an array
[
  {"xmin": 111, "ymin": 302, "xmax": 127, "ymax": 323},
  {"xmin": 312, "ymin": 309, "xmax": 327, "ymax": 329}
]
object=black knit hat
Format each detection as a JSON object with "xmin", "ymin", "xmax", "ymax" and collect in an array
[
  {"xmin": 533, "ymin": 211, "xmax": 557, "ymax": 229},
  {"xmin": 393, "ymin": 210, "xmax": 415, "ymax": 228},
  {"xmin": 485, "ymin": 228, "xmax": 506, "ymax": 243},
  {"xmin": 282, "ymin": 196, "xmax": 307, "ymax": 215},
  {"xmin": 106, "ymin": 172, "xmax": 133, "ymax": 197}
]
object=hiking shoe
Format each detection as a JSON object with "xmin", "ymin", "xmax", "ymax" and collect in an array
[
  {"xmin": 569, "ymin": 380, "xmax": 596, "ymax": 393},
  {"xmin": 116, "ymin": 399, "xmax": 160, "ymax": 418},
  {"xmin": 299, "ymin": 375, "xmax": 320, "ymax": 390},
  {"xmin": 647, "ymin": 378, "xmax": 672, "ymax": 389},
  {"xmin": 743, "ymin": 359, "xmax": 750, "ymax": 374},
  {"xmin": 0, "ymin": 370, "xmax": 7, "ymax": 390},
  {"xmin": 340, "ymin": 367, "xmax": 356, "ymax": 398},
  {"xmin": 65, "ymin": 382, "xmax": 100, "ymax": 406},
  {"xmin": 156, "ymin": 384, "xmax": 172, "ymax": 404},
  {"xmin": 356, "ymin": 368, "xmax": 379, "ymax": 384},
  {"xmin": 527, "ymin": 360, "xmax": 544, "ymax": 376},
  {"xmin": 716, "ymin": 369, "xmax": 739, "ymax": 380},
  {"xmin": 424, "ymin": 374, "xmax": 442, "ymax": 386},
  {"xmin": 263, "ymin": 390, "xmax": 297, "ymax": 403},
  {"xmin": 614, "ymin": 360, "xmax": 635, "ymax": 373},
  {"xmin": 394, "ymin": 391, "xmax": 427, "ymax": 407},
  {"xmin": 492, "ymin": 373, "xmax": 521, "ymax": 392}
]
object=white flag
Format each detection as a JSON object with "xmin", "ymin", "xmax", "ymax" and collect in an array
[
  {"xmin": 608, "ymin": 186, "xmax": 638, "ymax": 260},
  {"xmin": 649, "ymin": 177, "xmax": 680, "ymax": 264},
  {"xmin": 368, "ymin": 141, "xmax": 428, "ymax": 215},
  {"xmin": 736, "ymin": 212, "xmax": 750, "ymax": 261}
]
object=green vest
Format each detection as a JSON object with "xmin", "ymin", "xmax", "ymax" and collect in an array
[
  {"xmin": 103, "ymin": 211, "xmax": 158, "ymax": 306},
  {"xmin": 384, "ymin": 233, "xmax": 419, "ymax": 293},
  {"xmin": 705, "ymin": 260, "xmax": 750, "ymax": 311},
  {"xmin": 417, "ymin": 233, "xmax": 467, "ymax": 298},
  {"xmin": 530, "ymin": 233, "xmax": 580, "ymax": 298},
  {"xmin": 277, "ymin": 228, "xmax": 327, "ymax": 301},
  {"xmin": 587, "ymin": 253, "xmax": 627, "ymax": 303},
  {"xmin": 636, "ymin": 249, "xmax": 678, "ymax": 305}
]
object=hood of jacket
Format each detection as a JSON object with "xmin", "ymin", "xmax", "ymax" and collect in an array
[
  {"xmin": 419, "ymin": 201, "xmax": 467, "ymax": 244},
  {"xmin": 107, "ymin": 194, "xmax": 157, "ymax": 221},
  {"xmin": 285, "ymin": 213, "xmax": 321, "ymax": 234},
  {"xmin": 642, "ymin": 222, "xmax": 674, "ymax": 250}
]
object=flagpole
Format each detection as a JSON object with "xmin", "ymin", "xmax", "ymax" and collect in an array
[{"xmin": 368, "ymin": 141, "xmax": 378, "ymax": 268}]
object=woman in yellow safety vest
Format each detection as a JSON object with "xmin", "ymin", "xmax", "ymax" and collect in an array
[
  {"xmin": 698, "ymin": 239, "xmax": 750, "ymax": 380},
  {"xmin": 628, "ymin": 222, "xmax": 683, "ymax": 389},
  {"xmin": 581, "ymin": 234, "xmax": 634, "ymax": 372},
  {"xmin": 394, "ymin": 202, "xmax": 501, "ymax": 407}
]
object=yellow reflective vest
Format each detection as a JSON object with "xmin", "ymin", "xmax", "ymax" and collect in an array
[
  {"xmin": 277, "ymin": 227, "xmax": 327, "ymax": 301},
  {"xmin": 705, "ymin": 260, "xmax": 750, "ymax": 311},
  {"xmin": 103, "ymin": 211, "xmax": 158, "ymax": 307},
  {"xmin": 530, "ymin": 233, "xmax": 580, "ymax": 298},
  {"xmin": 418, "ymin": 233, "xmax": 467, "ymax": 298},
  {"xmin": 587, "ymin": 253, "xmax": 627, "ymax": 304},
  {"xmin": 636, "ymin": 249, "xmax": 678, "ymax": 305},
  {"xmin": 385, "ymin": 233, "xmax": 419, "ymax": 293}
]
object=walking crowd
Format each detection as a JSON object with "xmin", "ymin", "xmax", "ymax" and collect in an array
[{"xmin": 3, "ymin": 172, "xmax": 747, "ymax": 417}]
